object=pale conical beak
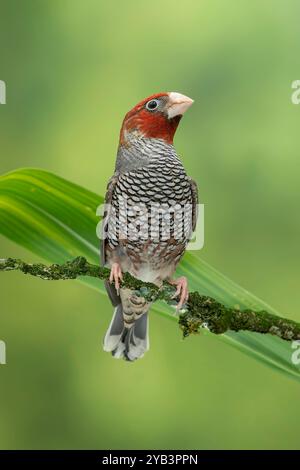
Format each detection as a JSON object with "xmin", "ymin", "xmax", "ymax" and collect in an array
[{"xmin": 167, "ymin": 92, "xmax": 194, "ymax": 118}]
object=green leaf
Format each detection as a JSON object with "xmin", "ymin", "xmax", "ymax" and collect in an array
[{"xmin": 0, "ymin": 168, "xmax": 299, "ymax": 381}]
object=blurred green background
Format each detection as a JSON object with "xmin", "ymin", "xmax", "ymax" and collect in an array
[{"xmin": 1, "ymin": 0, "xmax": 300, "ymax": 449}]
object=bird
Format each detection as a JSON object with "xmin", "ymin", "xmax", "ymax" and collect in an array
[{"xmin": 101, "ymin": 92, "xmax": 198, "ymax": 361}]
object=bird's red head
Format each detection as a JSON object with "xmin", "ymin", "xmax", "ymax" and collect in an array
[{"xmin": 119, "ymin": 92, "xmax": 194, "ymax": 145}]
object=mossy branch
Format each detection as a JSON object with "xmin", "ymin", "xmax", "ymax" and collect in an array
[{"xmin": 1, "ymin": 256, "xmax": 299, "ymax": 342}]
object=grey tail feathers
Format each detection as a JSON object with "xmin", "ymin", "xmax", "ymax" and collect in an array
[{"xmin": 103, "ymin": 304, "xmax": 149, "ymax": 361}]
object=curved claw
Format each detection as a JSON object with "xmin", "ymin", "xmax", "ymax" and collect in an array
[
  {"xmin": 109, "ymin": 262, "xmax": 123, "ymax": 294},
  {"xmin": 169, "ymin": 276, "xmax": 189, "ymax": 310}
]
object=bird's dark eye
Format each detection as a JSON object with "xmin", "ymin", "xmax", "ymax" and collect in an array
[{"xmin": 146, "ymin": 99, "xmax": 159, "ymax": 111}]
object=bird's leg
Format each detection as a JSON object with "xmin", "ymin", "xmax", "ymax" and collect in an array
[
  {"xmin": 109, "ymin": 262, "xmax": 123, "ymax": 294},
  {"xmin": 169, "ymin": 276, "xmax": 189, "ymax": 310}
]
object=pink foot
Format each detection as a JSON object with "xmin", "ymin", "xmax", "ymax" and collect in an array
[
  {"xmin": 109, "ymin": 262, "xmax": 123, "ymax": 293},
  {"xmin": 169, "ymin": 276, "xmax": 189, "ymax": 310}
]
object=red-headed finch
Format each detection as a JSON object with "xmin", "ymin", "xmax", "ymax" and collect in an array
[{"xmin": 101, "ymin": 92, "xmax": 198, "ymax": 361}]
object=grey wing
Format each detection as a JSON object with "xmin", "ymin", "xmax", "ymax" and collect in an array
[
  {"xmin": 189, "ymin": 177, "xmax": 199, "ymax": 233},
  {"xmin": 100, "ymin": 173, "xmax": 120, "ymax": 307}
]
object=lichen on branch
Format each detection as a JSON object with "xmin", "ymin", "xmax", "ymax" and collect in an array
[{"xmin": 1, "ymin": 256, "xmax": 300, "ymax": 342}]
